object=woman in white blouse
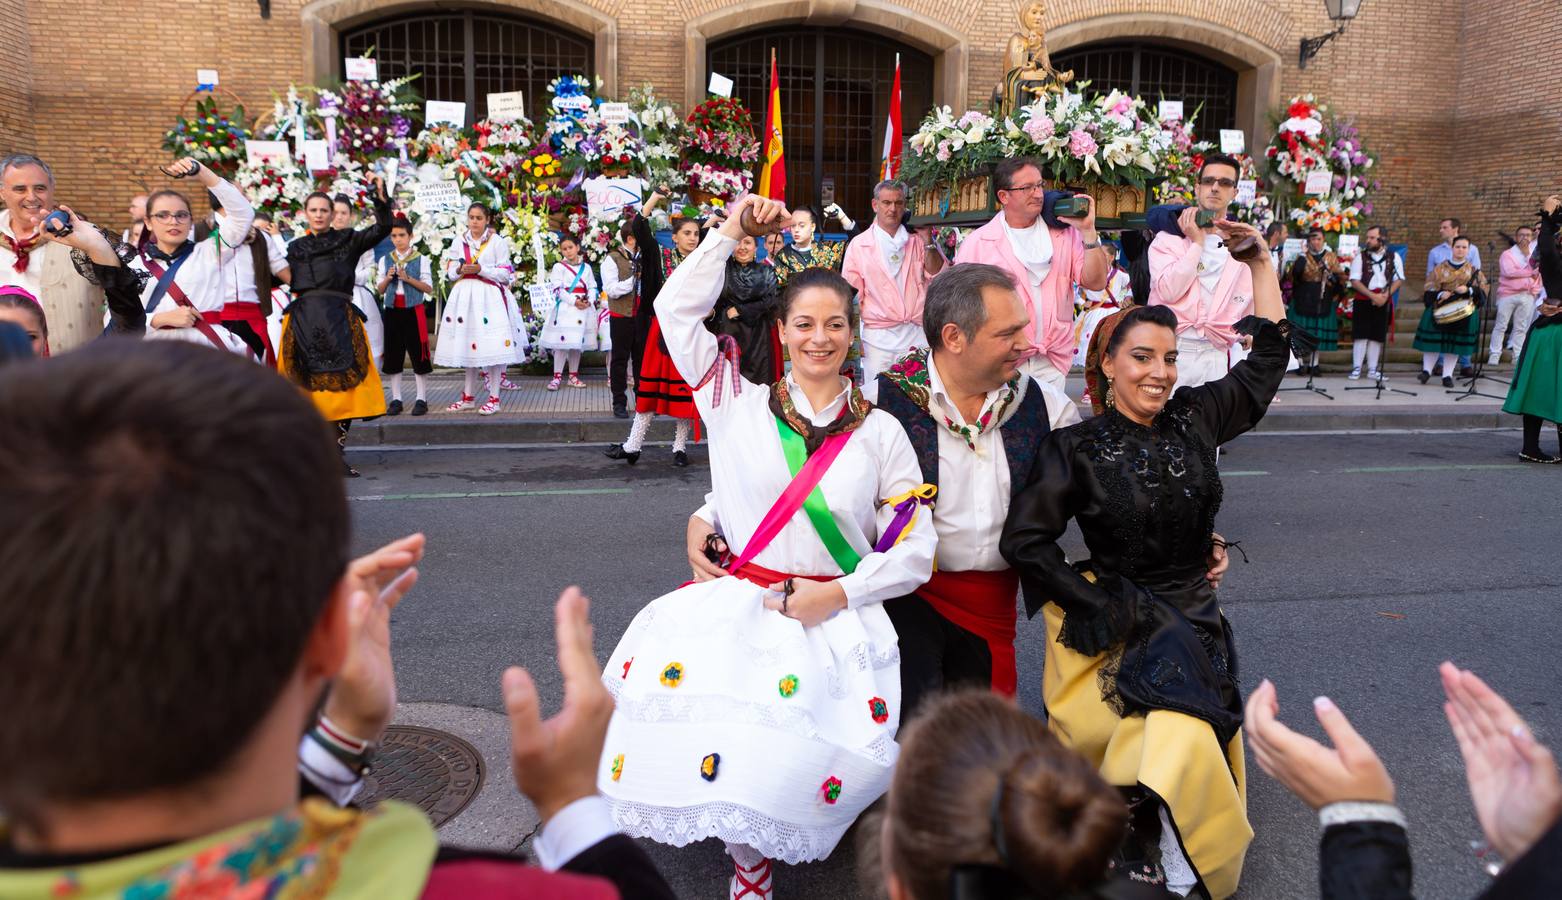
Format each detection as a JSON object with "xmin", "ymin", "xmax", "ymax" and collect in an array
[
  {"xmin": 125, "ymin": 158, "xmax": 254, "ymax": 356},
  {"xmin": 598, "ymin": 195, "xmax": 936, "ymax": 900}
]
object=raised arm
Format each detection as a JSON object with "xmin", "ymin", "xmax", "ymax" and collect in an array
[
  {"xmin": 348, "ymin": 177, "xmax": 395, "ymax": 260},
  {"xmin": 207, "ymin": 174, "xmax": 255, "ymax": 255}
]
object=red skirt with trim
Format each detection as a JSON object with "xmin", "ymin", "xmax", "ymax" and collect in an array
[{"xmin": 633, "ymin": 317, "xmax": 699, "ymax": 421}]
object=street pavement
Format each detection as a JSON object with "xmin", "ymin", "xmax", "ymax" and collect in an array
[{"xmin": 347, "ymin": 426, "xmax": 1560, "ymax": 899}]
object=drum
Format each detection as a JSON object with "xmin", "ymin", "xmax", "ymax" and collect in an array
[{"xmin": 1433, "ymin": 297, "xmax": 1476, "ymax": 327}]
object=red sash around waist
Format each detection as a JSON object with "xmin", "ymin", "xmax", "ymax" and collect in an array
[
  {"xmin": 918, "ymin": 568, "xmax": 1022, "ymax": 696},
  {"xmin": 220, "ymin": 302, "xmax": 275, "ymax": 366},
  {"xmin": 732, "ymin": 562, "xmax": 840, "ymax": 590}
]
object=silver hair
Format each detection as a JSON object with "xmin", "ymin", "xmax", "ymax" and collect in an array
[
  {"xmin": 922, "ymin": 263, "xmax": 1018, "ymax": 349},
  {"xmin": 0, "ymin": 154, "xmax": 55, "ymax": 187},
  {"xmin": 872, "ymin": 179, "xmax": 908, "ymax": 200}
]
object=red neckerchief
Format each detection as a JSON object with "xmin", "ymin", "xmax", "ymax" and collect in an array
[{"xmin": 3, "ymin": 231, "xmax": 37, "ymax": 274}]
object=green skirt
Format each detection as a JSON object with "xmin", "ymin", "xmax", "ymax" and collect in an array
[
  {"xmin": 1287, "ymin": 305, "xmax": 1339, "ymax": 351},
  {"xmin": 1502, "ymin": 322, "xmax": 1562, "ymax": 422},
  {"xmin": 1413, "ymin": 304, "xmax": 1479, "ymax": 355}
]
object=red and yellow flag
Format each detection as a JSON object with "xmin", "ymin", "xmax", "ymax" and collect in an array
[
  {"xmin": 879, "ymin": 54, "xmax": 903, "ymax": 181},
  {"xmin": 758, "ymin": 49, "xmax": 786, "ymax": 200}
]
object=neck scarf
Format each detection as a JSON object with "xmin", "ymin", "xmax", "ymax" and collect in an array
[
  {"xmin": 3, "ymin": 232, "xmax": 37, "ymax": 274},
  {"xmin": 883, "ymin": 347, "xmax": 1020, "ymax": 450},
  {"xmin": 769, "ymin": 377, "xmax": 871, "ymax": 456},
  {"xmin": 146, "ymin": 241, "xmax": 195, "ymax": 265}
]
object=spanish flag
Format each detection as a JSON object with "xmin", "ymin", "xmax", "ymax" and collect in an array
[
  {"xmin": 758, "ymin": 49, "xmax": 786, "ymax": 200},
  {"xmin": 880, "ymin": 54, "xmax": 903, "ymax": 181}
]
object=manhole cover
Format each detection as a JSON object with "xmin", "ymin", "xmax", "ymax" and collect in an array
[{"xmin": 358, "ymin": 725, "xmax": 484, "ymax": 827}]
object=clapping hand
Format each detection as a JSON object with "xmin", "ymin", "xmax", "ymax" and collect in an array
[
  {"xmin": 504, "ymin": 587, "xmax": 615, "ymax": 824},
  {"xmin": 1244, "ymin": 679, "xmax": 1396, "ymax": 810},
  {"xmin": 1441, "ymin": 662, "xmax": 1562, "ymax": 861},
  {"xmin": 322, "ymin": 533, "xmax": 425, "ymax": 742}
]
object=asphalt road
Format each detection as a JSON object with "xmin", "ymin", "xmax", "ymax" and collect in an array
[{"xmin": 347, "ymin": 426, "xmax": 1560, "ymax": 899}]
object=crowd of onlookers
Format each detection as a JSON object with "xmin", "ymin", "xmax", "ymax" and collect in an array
[{"xmin": 0, "ymin": 339, "xmax": 1557, "ymax": 898}]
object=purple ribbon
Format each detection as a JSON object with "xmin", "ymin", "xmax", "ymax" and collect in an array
[{"xmin": 872, "ymin": 492, "xmax": 935, "ymax": 553}]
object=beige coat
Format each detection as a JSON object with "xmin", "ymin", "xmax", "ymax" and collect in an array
[{"xmin": 0, "ymin": 210, "xmax": 106, "ymax": 355}]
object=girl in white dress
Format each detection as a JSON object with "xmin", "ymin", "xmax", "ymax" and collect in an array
[
  {"xmin": 127, "ymin": 158, "xmax": 255, "ymax": 356},
  {"xmin": 434, "ymin": 203, "xmax": 521, "ymax": 416},
  {"xmin": 540, "ymin": 233, "xmax": 599, "ymax": 390},
  {"xmin": 332, "ymin": 195, "xmax": 385, "ymax": 370},
  {"xmin": 600, "ymin": 195, "xmax": 937, "ymax": 899}
]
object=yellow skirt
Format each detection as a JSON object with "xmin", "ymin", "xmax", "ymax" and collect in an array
[
  {"xmin": 278, "ymin": 313, "xmax": 387, "ymax": 422},
  {"xmin": 1042, "ymin": 602, "xmax": 1253, "ymax": 899}
]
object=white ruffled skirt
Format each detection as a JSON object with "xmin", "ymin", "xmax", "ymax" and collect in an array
[{"xmin": 599, "ymin": 575, "xmax": 901, "ymax": 864}]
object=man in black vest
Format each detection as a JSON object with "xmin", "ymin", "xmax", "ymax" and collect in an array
[{"xmin": 685, "ymin": 263, "xmax": 1080, "ymax": 719}]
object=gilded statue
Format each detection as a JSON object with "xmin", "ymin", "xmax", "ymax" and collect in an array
[{"xmin": 998, "ymin": 0, "xmax": 1073, "ymax": 115}]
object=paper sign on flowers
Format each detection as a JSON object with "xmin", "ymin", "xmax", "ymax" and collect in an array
[
  {"xmin": 584, "ymin": 176, "xmax": 645, "ymax": 220},
  {"xmin": 413, "ymin": 180, "xmax": 465, "ymax": 213}
]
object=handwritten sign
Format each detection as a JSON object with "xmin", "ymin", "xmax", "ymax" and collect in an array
[
  {"xmin": 244, "ymin": 140, "xmax": 291, "ymax": 166},
  {"xmin": 425, "ymin": 100, "xmax": 467, "ymax": 127},
  {"xmin": 1235, "ymin": 179, "xmax": 1257, "ymax": 205},
  {"xmin": 413, "ymin": 180, "xmax": 465, "ymax": 213},
  {"xmin": 301, "ymin": 140, "xmax": 330, "ymax": 172},
  {"xmin": 345, "ymin": 57, "xmax": 378, "ymax": 82},
  {"xmin": 599, "ymin": 102, "xmax": 632, "ymax": 125},
  {"xmin": 1219, "ymin": 129, "xmax": 1246, "ymax": 154},
  {"xmin": 487, "ymin": 91, "xmax": 527, "ymax": 122},
  {"xmin": 1158, "ymin": 100, "xmax": 1184, "ymax": 121},
  {"xmin": 1303, "ymin": 170, "xmax": 1333, "ymax": 196},
  {"xmin": 196, "ymin": 68, "xmax": 219, "ymax": 88},
  {"xmin": 1336, "ymin": 234, "xmax": 1360, "ymax": 260},
  {"xmin": 708, "ymin": 72, "xmax": 734, "ymax": 99},
  {"xmin": 527, "ymin": 284, "xmax": 556, "ymax": 313},
  {"xmin": 584, "ymin": 176, "xmax": 646, "ymax": 220},
  {"xmin": 1282, "ymin": 238, "xmax": 1307, "ymax": 265}
]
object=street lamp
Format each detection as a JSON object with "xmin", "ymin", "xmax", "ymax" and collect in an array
[{"xmin": 1299, "ymin": 0, "xmax": 1364, "ymax": 69}]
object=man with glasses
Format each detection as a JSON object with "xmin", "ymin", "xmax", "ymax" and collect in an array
[
  {"xmin": 0, "ymin": 153, "xmax": 123, "ymax": 354},
  {"xmin": 1148, "ymin": 153, "xmax": 1261, "ymax": 390},
  {"xmin": 842, "ymin": 179, "xmax": 944, "ymax": 398},
  {"xmin": 954, "ymin": 156, "xmax": 1110, "ymax": 390}
]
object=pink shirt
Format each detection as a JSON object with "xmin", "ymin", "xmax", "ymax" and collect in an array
[
  {"xmin": 1497, "ymin": 244, "xmax": 1542, "ymax": 298},
  {"xmin": 1147, "ymin": 231, "xmax": 1254, "ymax": 350},
  {"xmin": 953, "ymin": 214, "xmax": 1085, "ymax": 373},
  {"xmin": 841, "ymin": 225, "xmax": 932, "ymax": 330}
]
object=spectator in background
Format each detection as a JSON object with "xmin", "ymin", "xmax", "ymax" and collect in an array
[
  {"xmin": 603, "ymin": 220, "xmax": 638, "ymax": 418},
  {"xmin": 1266, "ymin": 221, "xmax": 1287, "ymax": 271},
  {"xmin": 0, "ymin": 154, "xmax": 121, "ymax": 355},
  {"xmin": 1347, "ymin": 225, "xmax": 1405, "ymax": 381},
  {"xmin": 1491, "ymin": 223, "xmax": 1543, "ymax": 366},
  {"xmin": 1245, "ymin": 663, "xmax": 1561, "ymax": 899},
  {"xmin": 122, "ymin": 192, "xmax": 147, "ymax": 248},
  {"xmin": 0, "ymin": 340, "xmax": 677, "ymax": 900}
]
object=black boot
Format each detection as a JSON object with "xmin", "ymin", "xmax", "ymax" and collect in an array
[
  {"xmin": 604, "ymin": 443, "xmax": 641, "ymax": 465},
  {"xmin": 336, "ymin": 420, "xmax": 360, "ymax": 478}
]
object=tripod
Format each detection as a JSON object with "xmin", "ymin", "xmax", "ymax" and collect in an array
[
  {"xmin": 1278, "ymin": 363, "xmax": 1334, "ymax": 399},
  {"xmin": 1448, "ymin": 288, "xmax": 1508, "ymax": 401}
]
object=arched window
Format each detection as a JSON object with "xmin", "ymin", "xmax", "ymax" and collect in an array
[
  {"xmin": 341, "ymin": 10, "xmax": 592, "ymax": 122},
  {"xmin": 708, "ymin": 29, "xmax": 934, "ymax": 214},
  {"xmin": 1053, "ymin": 43, "xmax": 1238, "ymax": 131}
]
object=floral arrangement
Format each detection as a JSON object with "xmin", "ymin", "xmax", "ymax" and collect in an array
[
  {"xmin": 904, "ymin": 107, "xmax": 1008, "ymax": 189},
  {"xmin": 629, "ymin": 84, "xmax": 686, "ymax": 187},
  {"xmin": 163, "ymin": 96, "xmax": 251, "ymax": 174},
  {"xmin": 474, "ymin": 116, "xmax": 532, "ymax": 152},
  {"xmin": 406, "ymin": 125, "xmax": 468, "ymax": 165},
  {"xmin": 501, "ymin": 201, "xmax": 560, "ymax": 282},
  {"xmin": 1152, "ymin": 111, "xmax": 1213, "ymax": 204},
  {"xmin": 520, "ymin": 145, "xmax": 564, "ymax": 182},
  {"xmin": 1263, "ymin": 95, "xmax": 1377, "ymax": 233},
  {"xmin": 1003, "ymin": 88, "xmax": 1168, "ymax": 187},
  {"xmin": 315, "ymin": 75, "xmax": 420, "ymax": 159},
  {"xmin": 679, "ymin": 97, "xmax": 758, "ymax": 201},
  {"xmin": 233, "ymin": 160, "xmax": 314, "ymax": 234}
]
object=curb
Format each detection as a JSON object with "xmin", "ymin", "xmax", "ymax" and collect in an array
[{"xmin": 359, "ymin": 406, "xmax": 1516, "ymax": 446}]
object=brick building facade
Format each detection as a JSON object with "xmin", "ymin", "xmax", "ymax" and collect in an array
[{"xmin": 0, "ymin": 0, "xmax": 1557, "ymax": 268}]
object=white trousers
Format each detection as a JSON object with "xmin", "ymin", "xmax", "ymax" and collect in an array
[
  {"xmin": 1173, "ymin": 334, "xmax": 1231, "ymax": 391},
  {"xmin": 860, "ymin": 323, "xmax": 924, "ymax": 402},
  {"xmin": 1017, "ymin": 355, "xmax": 1068, "ymax": 391},
  {"xmin": 1490, "ymin": 293, "xmax": 1536, "ymax": 357}
]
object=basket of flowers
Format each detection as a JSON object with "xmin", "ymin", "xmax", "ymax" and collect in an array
[
  {"xmin": 164, "ymin": 92, "xmax": 251, "ymax": 176},
  {"xmin": 679, "ymin": 97, "xmax": 758, "ymax": 206}
]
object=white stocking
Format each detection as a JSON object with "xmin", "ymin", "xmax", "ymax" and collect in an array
[
  {"xmin": 1365, "ymin": 341, "xmax": 1382, "ymax": 372},
  {"xmin": 389, "ymin": 372, "xmax": 403, "ymax": 401},
  {"xmin": 1422, "ymin": 351, "xmax": 1440, "ymax": 374},
  {"xmin": 463, "ymin": 367, "xmax": 478, "ymax": 399},
  {"xmin": 486, "ymin": 364, "xmax": 504, "ymax": 400},
  {"xmin": 623, "ymin": 412, "xmax": 652, "ymax": 452},
  {"xmin": 673, "ymin": 419, "xmax": 691, "ymax": 453},
  {"xmin": 1352, "ymin": 340, "xmax": 1368, "ymax": 371},
  {"xmin": 413, "ymin": 373, "xmax": 428, "ymax": 401}
]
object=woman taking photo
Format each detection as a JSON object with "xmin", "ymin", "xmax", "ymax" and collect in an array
[
  {"xmin": 599, "ymin": 194, "xmax": 935, "ymax": 900},
  {"xmin": 278, "ymin": 178, "xmax": 394, "ymax": 476},
  {"xmin": 1503, "ymin": 195, "xmax": 1562, "ymax": 463},
  {"xmin": 1001, "ymin": 219, "xmax": 1288, "ymax": 899}
]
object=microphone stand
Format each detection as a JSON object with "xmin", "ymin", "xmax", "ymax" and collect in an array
[{"xmin": 1345, "ymin": 281, "xmax": 1416, "ymax": 398}]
